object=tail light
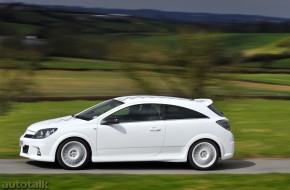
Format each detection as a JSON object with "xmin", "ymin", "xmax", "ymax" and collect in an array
[{"xmin": 216, "ymin": 119, "xmax": 230, "ymax": 131}]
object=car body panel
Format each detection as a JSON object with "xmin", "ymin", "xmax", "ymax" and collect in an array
[
  {"xmin": 19, "ymin": 95, "xmax": 234, "ymax": 165},
  {"xmin": 97, "ymin": 120, "xmax": 166, "ymax": 157}
]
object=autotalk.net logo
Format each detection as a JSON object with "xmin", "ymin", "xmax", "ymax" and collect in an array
[{"xmin": 1, "ymin": 180, "xmax": 48, "ymax": 189}]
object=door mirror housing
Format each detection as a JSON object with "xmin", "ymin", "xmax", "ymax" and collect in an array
[{"xmin": 101, "ymin": 117, "xmax": 119, "ymax": 125}]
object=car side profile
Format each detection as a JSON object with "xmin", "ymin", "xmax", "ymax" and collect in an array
[{"xmin": 19, "ymin": 96, "xmax": 234, "ymax": 170}]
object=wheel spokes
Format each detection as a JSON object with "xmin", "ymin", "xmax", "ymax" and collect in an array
[
  {"xmin": 192, "ymin": 142, "xmax": 217, "ymax": 168},
  {"xmin": 61, "ymin": 141, "xmax": 87, "ymax": 168}
]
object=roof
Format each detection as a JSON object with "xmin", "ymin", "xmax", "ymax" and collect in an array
[{"xmin": 114, "ymin": 95, "xmax": 212, "ymax": 106}]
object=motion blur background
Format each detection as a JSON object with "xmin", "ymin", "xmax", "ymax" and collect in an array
[{"xmin": 0, "ymin": 0, "xmax": 290, "ymax": 182}]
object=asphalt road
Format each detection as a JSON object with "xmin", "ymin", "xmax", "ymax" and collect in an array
[{"xmin": 0, "ymin": 159, "xmax": 290, "ymax": 174}]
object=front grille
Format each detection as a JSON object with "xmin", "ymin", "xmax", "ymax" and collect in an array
[
  {"xmin": 24, "ymin": 134, "xmax": 33, "ymax": 138},
  {"xmin": 22, "ymin": 145, "xmax": 29, "ymax": 154}
]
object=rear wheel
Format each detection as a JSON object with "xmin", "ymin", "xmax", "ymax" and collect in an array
[
  {"xmin": 188, "ymin": 140, "xmax": 218, "ymax": 170},
  {"xmin": 57, "ymin": 138, "xmax": 90, "ymax": 170}
]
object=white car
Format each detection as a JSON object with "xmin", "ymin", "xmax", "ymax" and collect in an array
[{"xmin": 19, "ymin": 96, "xmax": 234, "ymax": 170}]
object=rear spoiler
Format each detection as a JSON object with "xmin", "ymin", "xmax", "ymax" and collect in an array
[{"xmin": 194, "ymin": 99, "xmax": 213, "ymax": 106}]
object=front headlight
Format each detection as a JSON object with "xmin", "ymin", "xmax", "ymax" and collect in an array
[{"xmin": 33, "ymin": 128, "xmax": 58, "ymax": 139}]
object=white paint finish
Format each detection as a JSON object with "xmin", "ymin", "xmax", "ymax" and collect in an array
[
  {"xmin": 163, "ymin": 119, "xmax": 213, "ymax": 146},
  {"xmin": 19, "ymin": 95, "xmax": 234, "ymax": 169},
  {"xmin": 97, "ymin": 120, "xmax": 166, "ymax": 157},
  {"xmin": 27, "ymin": 116, "xmax": 87, "ymax": 132}
]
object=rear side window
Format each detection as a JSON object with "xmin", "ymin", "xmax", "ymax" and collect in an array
[
  {"xmin": 165, "ymin": 105, "xmax": 208, "ymax": 120},
  {"xmin": 208, "ymin": 104, "xmax": 224, "ymax": 116}
]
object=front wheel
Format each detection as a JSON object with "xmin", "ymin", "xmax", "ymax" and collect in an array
[
  {"xmin": 188, "ymin": 140, "xmax": 219, "ymax": 170},
  {"xmin": 57, "ymin": 138, "xmax": 90, "ymax": 170}
]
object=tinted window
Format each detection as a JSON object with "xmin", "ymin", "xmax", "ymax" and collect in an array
[
  {"xmin": 165, "ymin": 105, "xmax": 208, "ymax": 120},
  {"xmin": 208, "ymin": 104, "xmax": 224, "ymax": 116},
  {"xmin": 109, "ymin": 104, "xmax": 161, "ymax": 123}
]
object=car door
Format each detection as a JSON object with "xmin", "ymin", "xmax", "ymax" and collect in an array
[{"xmin": 97, "ymin": 104, "xmax": 166, "ymax": 157}]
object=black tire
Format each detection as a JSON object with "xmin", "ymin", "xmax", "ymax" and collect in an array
[
  {"xmin": 188, "ymin": 139, "xmax": 219, "ymax": 170},
  {"xmin": 56, "ymin": 138, "xmax": 91, "ymax": 170}
]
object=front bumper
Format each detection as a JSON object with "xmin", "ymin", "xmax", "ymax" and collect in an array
[{"xmin": 19, "ymin": 135, "xmax": 55, "ymax": 162}]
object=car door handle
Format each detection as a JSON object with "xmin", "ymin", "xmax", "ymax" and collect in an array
[{"xmin": 150, "ymin": 127, "xmax": 161, "ymax": 132}]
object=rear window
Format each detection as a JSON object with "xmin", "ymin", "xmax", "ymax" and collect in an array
[
  {"xmin": 165, "ymin": 105, "xmax": 208, "ymax": 120},
  {"xmin": 208, "ymin": 105, "xmax": 224, "ymax": 116}
]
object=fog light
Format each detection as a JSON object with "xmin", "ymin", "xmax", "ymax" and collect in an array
[{"xmin": 37, "ymin": 148, "xmax": 41, "ymax": 156}]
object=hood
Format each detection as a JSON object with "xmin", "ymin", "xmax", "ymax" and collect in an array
[{"xmin": 27, "ymin": 115, "xmax": 88, "ymax": 132}]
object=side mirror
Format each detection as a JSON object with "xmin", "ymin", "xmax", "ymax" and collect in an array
[{"xmin": 101, "ymin": 117, "xmax": 119, "ymax": 125}]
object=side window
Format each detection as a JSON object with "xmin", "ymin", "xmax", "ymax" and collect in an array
[
  {"xmin": 165, "ymin": 105, "xmax": 208, "ymax": 120},
  {"xmin": 109, "ymin": 104, "xmax": 162, "ymax": 123}
]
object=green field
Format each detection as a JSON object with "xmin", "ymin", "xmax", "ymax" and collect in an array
[
  {"xmin": 271, "ymin": 58, "xmax": 290, "ymax": 69},
  {"xmin": 2, "ymin": 32, "xmax": 290, "ymax": 70},
  {"xmin": 2, "ymin": 67, "xmax": 290, "ymax": 98},
  {"xmin": 240, "ymin": 59, "xmax": 290, "ymax": 69},
  {"xmin": 0, "ymin": 22, "xmax": 40, "ymax": 35},
  {"xmin": 0, "ymin": 174, "xmax": 289, "ymax": 189},
  {"xmin": 32, "ymin": 70, "xmax": 290, "ymax": 97},
  {"xmin": 220, "ymin": 33, "xmax": 290, "ymax": 51},
  {"xmin": 215, "ymin": 99, "xmax": 290, "ymax": 157},
  {"xmin": 39, "ymin": 57, "xmax": 178, "ymax": 71},
  {"xmin": 0, "ymin": 66, "xmax": 288, "ymax": 98},
  {"xmin": 126, "ymin": 33, "xmax": 290, "ymax": 51},
  {"xmin": 1, "ymin": 67, "xmax": 290, "ymax": 99},
  {"xmin": 230, "ymin": 74, "xmax": 290, "ymax": 86},
  {"xmin": 221, "ymin": 83, "xmax": 290, "ymax": 97},
  {"xmin": 32, "ymin": 70, "xmax": 142, "ymax": 97},
  {"xmin": 1, "ymin": 99, "xmax": 290, "ymax": 158},
  {"xmin": 40, "ymin": 57, "xmax": 122, "ymax": 70}
]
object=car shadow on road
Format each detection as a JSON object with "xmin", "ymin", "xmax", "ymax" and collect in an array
[
  {"xmin": 26, "ymin": 159, "xmax": 255, "ymax": 170},
  {"xmin": 26, "ymin": 161, "xmax": 60, "ymax": 169},
  {"xmin": 213, "ymin": 160, "xmax": 256, "ymax": 170}
]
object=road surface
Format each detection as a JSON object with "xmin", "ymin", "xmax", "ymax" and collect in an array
[{"xmin": 0, "ymin": 159, "xmax": 289, "ymax": 174}]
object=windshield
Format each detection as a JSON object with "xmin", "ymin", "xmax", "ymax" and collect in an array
[{"xmin": 74, "ymin": 99, "xmax": 123, "ymax": 121}]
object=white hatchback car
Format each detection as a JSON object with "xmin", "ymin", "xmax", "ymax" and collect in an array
[{"xmin": 20, "ymin": 96, "xmax": 234, "ymax": 170}]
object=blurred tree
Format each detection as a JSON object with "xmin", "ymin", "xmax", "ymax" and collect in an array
[
  {"xmin": 1, "ymin": 37, "xmax": 22, "ymax": 49},
  {"xmin": 109, "ymin": 37, "xmax": 169, "ymax": 64},
  {"xmin": 45, "ymin": 29, "xmax": 109, "ymax": 60},
  {"xmin": 0, "ymin": 37, "xmax": 39, "ymax": 115},
  {"xmin": 171, "ymin": 32, "xmax": 227, "ymax": 98},
  {"xmin": 0, "ymin": 37, "xmax": 45, "ymax": 63},
  {"xmin": 113, "ymin": 31, "xmax": 232, "ymax": 98},
  {"xmin": 0, "ymin": 69, "xmax": 34, "ymax": 115},
  {"xmin": 109, "ymin": 39, "xmax": 157, "ymax": 93}
]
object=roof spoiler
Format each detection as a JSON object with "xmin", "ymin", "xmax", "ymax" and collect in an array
[{"xmin": 194, "ymin": 98, "xmax": 213, "ymax": 106}]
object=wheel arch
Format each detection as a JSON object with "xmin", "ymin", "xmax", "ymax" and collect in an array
[
  {"xmin": 50, "ymin": 132, "xmax": 94, "ymax": 162},
  {"xmin": 184, "ymin": 134, "xmax": 225, "ymax": 161}
]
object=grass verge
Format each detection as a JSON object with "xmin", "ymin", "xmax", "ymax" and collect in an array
[
  {"xmin": 229, "ymin": 74, "xmax": 290, "ymax": 86},
  {"xmin": 0, "ymin": 174, "xmax": 290, "ymax": 189}
]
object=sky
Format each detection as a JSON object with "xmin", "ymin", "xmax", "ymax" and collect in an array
[{"xmin": 1, "ymin": 0, "xmax": 290, "ymax": 18}]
